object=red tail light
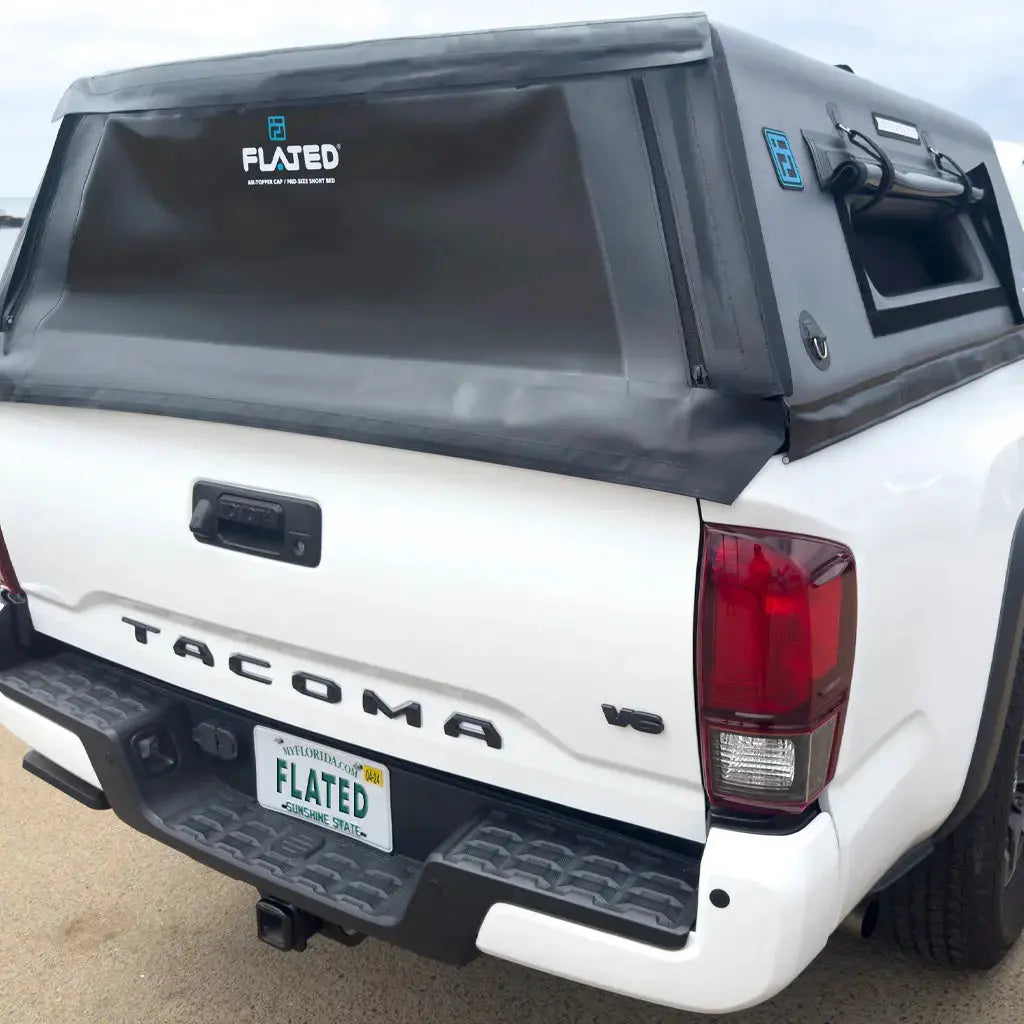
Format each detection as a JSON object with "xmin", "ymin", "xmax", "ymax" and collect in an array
[
  {"xmin": 697, "ymin": 524, "xmax": 856, "ymax": 813},
  {"xmin": 0, "ymin": 523, "xmax": 23, "ymax": 597}
]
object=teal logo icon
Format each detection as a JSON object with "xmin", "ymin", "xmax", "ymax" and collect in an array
[
  {"xmin": 763, "ymin": 128, "xmax": 803, "ymax": 190},
  {"xmin": 268, "ymin": 115, "xmax": 287, "ymax": 142}
]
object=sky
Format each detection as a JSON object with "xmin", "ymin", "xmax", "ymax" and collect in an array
[{"xmin": 0, "ymin": 0, "xmax": 1021, "ymax": 196}]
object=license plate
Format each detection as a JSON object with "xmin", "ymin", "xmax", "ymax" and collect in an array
[{"xmin": 254, "ymin": 726, "xmax": 393, "ymax": 852}]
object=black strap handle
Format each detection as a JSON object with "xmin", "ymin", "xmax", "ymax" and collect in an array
[
  {"xmin": 833, "ymin": 122, "xmax": 895, "ymax": 213},
  {"xmin": 928, "ymin": 146, "xmax": 976, "ymax": 209}
]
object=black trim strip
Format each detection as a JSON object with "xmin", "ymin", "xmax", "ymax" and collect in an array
[
  {"xmin": 867, "ymin": 287, "xmax": 1006, "ymax": 336},
  {"xmin": 22, "ymin": 749, "xmax": 110, "ymax": 810},
  {"xmin": 631, "ymin": 75, "xmax": 706, "ymax": 385},
  {"xmin": 870, "ymin": 838, "xmax": 933, "ymax": 893},
  {"xmin": 834, "ymin": 191, "xmax": 1009, "ymax": 338},
  {"xmin": 968, "ymin": 163, "xmax": 1024, "ymax": 325},
  {"xmin": 707, "ymin": 805, "xmax": 819, "ymax": 837},
  {"xmin": 788, "ymin": 327, "xmax": 1024, "ymax": 459}
]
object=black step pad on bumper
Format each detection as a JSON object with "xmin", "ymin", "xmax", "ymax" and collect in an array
[
  {"xmin": 168, "ymin": 785, "xmax": 422, "ymax": 919},
  {"xmin": 445, "ymin": 815, "xmax": 696, "ymax": 933},
  {"xmin": 0, "ymin": 651, "xmax": 699, "ymax": 962}
]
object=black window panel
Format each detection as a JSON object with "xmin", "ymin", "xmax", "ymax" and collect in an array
[{"xmin": 66, "ymin": 87, "xmax": 623, "ymax": 375}]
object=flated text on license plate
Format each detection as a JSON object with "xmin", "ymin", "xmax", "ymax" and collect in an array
[{"xmin": 253, "ymin": 725, "xmax": 393, "ymax": 852}]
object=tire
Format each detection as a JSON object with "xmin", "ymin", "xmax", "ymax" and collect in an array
[{"xmin": 878, "ymin": 648, "xmax": 1024, "ymax": 968}]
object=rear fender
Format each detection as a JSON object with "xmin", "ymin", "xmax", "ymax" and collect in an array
[{"xmin": 940, "ymin": 507, "xmax": 1024, "ymax": 837}]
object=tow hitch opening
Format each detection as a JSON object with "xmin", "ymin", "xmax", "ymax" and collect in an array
[{"xmin": 256, "ymin": 897, "xmax": 322, "ymax": 952}]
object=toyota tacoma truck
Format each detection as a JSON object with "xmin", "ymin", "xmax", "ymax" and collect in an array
[{"xmin": 2, "ymin": 14, "xmax": 1024, "ymax": 1014}]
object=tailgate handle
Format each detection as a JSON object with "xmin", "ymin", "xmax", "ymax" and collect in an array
[{"xmin": 190, "ymin": 483, "xmax": 321, "ymax": 567}]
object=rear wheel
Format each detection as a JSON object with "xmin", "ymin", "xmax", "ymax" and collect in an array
[{"xmin": 878, "ymin": 655, "xmax": 1024, "ymax": 967}]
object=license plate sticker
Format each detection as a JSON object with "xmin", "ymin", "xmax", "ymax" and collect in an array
[{"xmin": 253, "ymin": 726, "xmax": 393, "ymax": 852}]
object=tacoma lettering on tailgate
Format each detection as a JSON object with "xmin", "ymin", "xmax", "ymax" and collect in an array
[{"xmin": 121, "ymin": 616, "xmax": 503, "ymax": 749}]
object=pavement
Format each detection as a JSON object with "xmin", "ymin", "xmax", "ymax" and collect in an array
[{"xmin": 2, "ymin": 726, "xmax": 1023, "ymax": 1024}]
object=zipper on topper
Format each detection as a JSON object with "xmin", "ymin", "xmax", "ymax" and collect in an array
[{"xmin": 631, "ymin": 75, "xmax": 710, "ymax": 389}]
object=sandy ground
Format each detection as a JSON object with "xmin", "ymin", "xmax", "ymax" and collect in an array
[{"xmin": 2, "ymin": 727, "xmax": 1024, "ymax": 1023}]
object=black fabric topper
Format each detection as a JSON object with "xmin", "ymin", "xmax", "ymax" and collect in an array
[
  {"xmin": 1, "ymin": 72, "xmax": 786, "ymax": 503},
  {"xmin": 10, "ymin": 16, "xmax": 1020, "ymax": 505},
  {"xmin": 53, "ymin": 15, "xmax": 713, "ymax": 116}
]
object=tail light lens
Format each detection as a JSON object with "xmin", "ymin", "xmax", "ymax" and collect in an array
[
  {"xmin": 0, "ymin": 523, "xmax": 23, "ymax": 597},
  {"xmin": 697, "ymin": 524, "xmax": 856, "ymax": 813}
]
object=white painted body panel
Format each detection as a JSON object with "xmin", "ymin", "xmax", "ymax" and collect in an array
[
  {"xmin": 0, "ymin": 404, "xmax": 707, "ymax": 841},
  {"xmin": 703, "ymin": 357, "xmax": 1024, "ymax": 916},
  {"xmin": 4, "ymin": 357, "xmax": 1024, "ymax": 1011},
  {"xmin": 0, "ymin": 692, "xmax": 100, "ymax": 788}
]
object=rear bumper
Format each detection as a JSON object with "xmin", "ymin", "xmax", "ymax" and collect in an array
[
  {"xmin": 0, "ymin": 631, "xmax": 842, "ymax": 1013},
  {"xmin": 478, "ymin": 813, "xmax": 840, "ymax": 1012}
]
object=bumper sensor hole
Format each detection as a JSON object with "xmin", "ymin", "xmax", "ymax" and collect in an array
[{"xmin": 709, "ymin": 888, "xmax": 731, "ymax": 909}]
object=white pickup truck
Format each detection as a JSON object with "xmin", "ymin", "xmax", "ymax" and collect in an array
[{"xmin": 2, "ymin": 14, "xmax": 1024, "ymax": 1014}]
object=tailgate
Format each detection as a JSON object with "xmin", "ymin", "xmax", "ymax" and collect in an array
[{"xmin": 0, "ymin": 404, "xmax": 708, "ymax": 841}]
